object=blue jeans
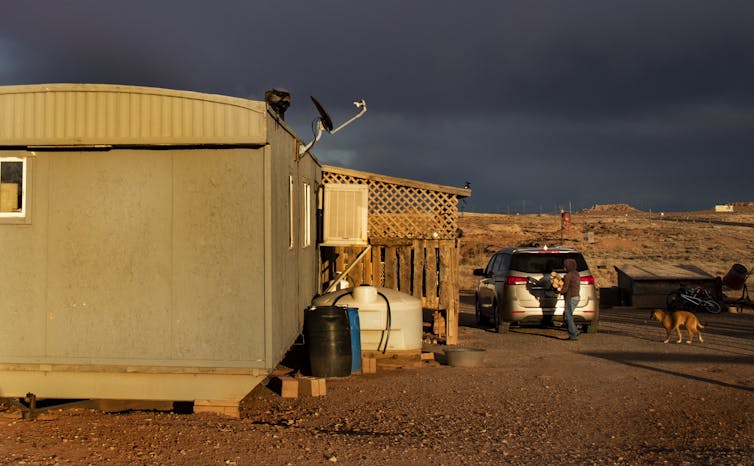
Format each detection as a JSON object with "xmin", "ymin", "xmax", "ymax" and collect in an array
[{"xmin": 564, "ymin": 297, "xmax": 580, "ymax": 339}]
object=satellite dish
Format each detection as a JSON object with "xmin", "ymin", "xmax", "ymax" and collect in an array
[
  {"xmin": 299, "ymin": 96, "xmax": 367, "ymax": 155},
  {"xmin": 310, "ymin": 96, "xmax": 334, "ymax": 132}
]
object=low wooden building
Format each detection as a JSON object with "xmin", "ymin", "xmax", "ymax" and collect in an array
[
  {"xmin": 615, "ymin": 264, "xmax": 715, "ymax": 308},
  {"xmin": 319, "ymin": 165, "xmax": 470, "ymax": 344}
]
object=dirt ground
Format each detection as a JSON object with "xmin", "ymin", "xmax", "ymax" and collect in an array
[
  {"xmin": 2, "ymin": 300, "xmax": 753, "ymax": 465},
  {"xmin": 2, "ymin": 206, "xmax": 753, "ymax": 464}
]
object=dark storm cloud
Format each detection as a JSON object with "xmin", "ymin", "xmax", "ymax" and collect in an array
[{"xmin": 1, "ymin": 0, "xmax": 753, "ymax": 212}]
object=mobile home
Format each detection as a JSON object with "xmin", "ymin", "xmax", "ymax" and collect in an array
[{"xmin": 0, "ymin": 84, "xmax": 319, "ymax": 414}]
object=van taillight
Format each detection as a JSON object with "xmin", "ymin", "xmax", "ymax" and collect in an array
[
  {"xmin": 580, "ymin": 275, "xmax": 595, "ymax": 285},
  {"xmin": 506, "ymin": 276, "xmax": 529, "ymax": 285}
]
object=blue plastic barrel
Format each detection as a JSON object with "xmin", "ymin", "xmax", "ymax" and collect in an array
[{"xmin": 346, "ymin": 307, "xmax": 362, "ymax": 373}]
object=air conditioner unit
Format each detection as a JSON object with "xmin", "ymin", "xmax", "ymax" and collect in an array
[{"xmin": 322, "ymin": 184, "xmax": 368, "ymax": 246}]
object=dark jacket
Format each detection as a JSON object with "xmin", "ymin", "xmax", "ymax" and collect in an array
[{"xmin": 561, "ymin": 258, "xmax": 580, "ymax": 300}]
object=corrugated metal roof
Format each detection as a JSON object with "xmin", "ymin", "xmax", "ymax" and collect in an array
[
  {"xmin": 614, "ymin": 264, "xmax": 714, "ymax": 281},
  {"xmin": 0, "ymin": 84, "xmax": 267, "ymax": 147}
]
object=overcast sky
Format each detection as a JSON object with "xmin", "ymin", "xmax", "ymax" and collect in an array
[{"xmin": 2, "ymin": 1, "xmax": 753, "ymax": 213}]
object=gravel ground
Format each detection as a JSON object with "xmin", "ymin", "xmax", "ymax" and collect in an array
[{"xmin": 2, "ymin": 299, "xmax": 753, "ymax": 465}]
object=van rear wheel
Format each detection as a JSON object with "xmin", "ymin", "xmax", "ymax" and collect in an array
[
  {"xmin": 493, "ymin": 307, "xmax": 510, "ymax": 333},
  {"xmin": 475, "ymin": 297, "xmax": 489, "ymax": 325},
  {"xmin": 496, "ymin": 321, "xmax": 510, "ymax": 333}
]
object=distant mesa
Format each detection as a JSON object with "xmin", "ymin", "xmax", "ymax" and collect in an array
[
  {"xmin": 728, "ymin": 201, "xmax": 754, "ymax": 213},
  {"xmin": 580, "ymin": 203, "xmax": 641, "ymax": 214}
]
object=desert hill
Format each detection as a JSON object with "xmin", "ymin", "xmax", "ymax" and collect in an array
[
  {"xmin": 457, "ymin": 205, "xmax": 754, "ymax": 297},
  {"xmin": 580, "ymin": 203, "xmax": 641, "ymax": 214}
]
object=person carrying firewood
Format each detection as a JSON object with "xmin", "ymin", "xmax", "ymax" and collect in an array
[{"xmin": 560, "ymin": 258, "xmax": 581, "ymax": 341}]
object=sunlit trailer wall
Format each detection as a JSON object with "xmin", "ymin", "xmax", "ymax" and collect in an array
[{"xmin": 0, "ymin": 84, "xmax": 320, "ymax": 415}]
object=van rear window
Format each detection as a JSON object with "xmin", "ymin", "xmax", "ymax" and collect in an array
[{"xmin": 510, "ymin": 253, "xmax": 588, "ymax": 273}]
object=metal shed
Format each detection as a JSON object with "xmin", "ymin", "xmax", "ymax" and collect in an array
[
  {"xmin": 615, "ymin": 264, "xmax": 715, "ymax": 309},
  {"xmin": 0, "ymin": 84, "xmax": 320, "ymax": 416}
]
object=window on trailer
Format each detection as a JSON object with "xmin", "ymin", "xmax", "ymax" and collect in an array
[
  {"xmin": 303, "ymin": 181, "xmax": 312, "ymax": 248},
  {"xmin": 0, "ymin": 157, "xmax": 25, "ymax": 217},
  {"xmin": 289, "ymin": 175, "xmax": 295, "ymax": 249}
]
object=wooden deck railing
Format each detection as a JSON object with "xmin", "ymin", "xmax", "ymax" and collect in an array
[{"xmin": 321, "ymin": 239, "xmax": 459, "ymax": 344}]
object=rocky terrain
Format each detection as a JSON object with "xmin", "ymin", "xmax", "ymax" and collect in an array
[
  {"xmin": 457, "ymin": 205, "xmax": 754, "ymax": 294},
  {"xmin": 1, "ymin": 206, "xmax": 753, "ymax": 465}
]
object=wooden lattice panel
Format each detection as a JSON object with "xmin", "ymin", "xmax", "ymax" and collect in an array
[{"xmin": 323, "ymin": 171, "xmax": 459, "ymax": 240}]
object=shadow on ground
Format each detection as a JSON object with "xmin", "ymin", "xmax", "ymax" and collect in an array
[{"xmin": 583, "ymin": 350, "xmax": 754, "ymax": 392}]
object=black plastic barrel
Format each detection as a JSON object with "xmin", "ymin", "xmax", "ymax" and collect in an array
[
  {"xmin": 304, "ymin": 306, "xmax": 352, "ymax": 378},
  {"xmin": 722, "ymin": 263, "xmax": 748, "ymax": 290}
]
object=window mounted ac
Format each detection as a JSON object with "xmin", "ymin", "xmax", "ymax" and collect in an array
[{"xmin": 321, "ymin": 184, "xmax": 368, "ymax": 246}]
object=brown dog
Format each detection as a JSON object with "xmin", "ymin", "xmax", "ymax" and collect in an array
[{"xmin": 650, "ymin": 309, "xmax": 704, "ymax": 344}]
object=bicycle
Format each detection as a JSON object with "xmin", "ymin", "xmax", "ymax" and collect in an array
[{"xmin": 667, "ymin": 284, "xmax": 722, "ymax": 314}]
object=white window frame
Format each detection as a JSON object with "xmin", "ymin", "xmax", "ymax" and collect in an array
[
  {"xmin": 302, "ymin": 181, "xmax": 312, "ymax": 248},
  {"xmin": 288, "ymin": 175, "xmax": 295, "ymax": 250},
  {"xmin": 0, "ymin": 156, "xmax": 28, "ymax": 219}
]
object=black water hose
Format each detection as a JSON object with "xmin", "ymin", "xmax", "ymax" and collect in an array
[
  {"xmin": 376, "ymin": 291, "xmax": 392, "ymax": 354},
  {"xmin": 331, "ymin": 292, "xmax": 351, "ymax": 330},
  {"xmin": 332, "ymin": 292, "xmax": 347, "ymax": 306},
  {"xmin": 331, "ymin": 288, "xmax": 392, "ymax": 354}
]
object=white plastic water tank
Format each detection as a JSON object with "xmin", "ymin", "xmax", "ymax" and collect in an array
[{"xmin": 311, "ymin": 285, "xmax": 423, "ymax": 352}]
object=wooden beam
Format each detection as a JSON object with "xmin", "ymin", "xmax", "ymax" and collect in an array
[
  {"xmin": 412, "ymin": 240, "xmax": 425, "ymax": 300},
  {"xmin": 324, "ymin": 245, "xmax": 372, "ymax": 294},
  {"xmin": 399, "ymin": 246, "xmax": 412, "ymax": 294},
  {"xmin": 425, "ymin": 245, "xmax": 438, "ymax": 308},
  {"xmin": 322, "ymin": 164, "xmax": 471, "ymax": 197},
  {"xmin": 384, "ymin": 246, "xmax": 397, "ymax": 289},
  {"xmin": 371, "ymin": 246, "xmax": 382, "ymax": 286}
]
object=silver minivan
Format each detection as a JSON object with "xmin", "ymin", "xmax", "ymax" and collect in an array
[{"xmin": 474, "ymin": 246, "xmax": 599, "ymax": 333}]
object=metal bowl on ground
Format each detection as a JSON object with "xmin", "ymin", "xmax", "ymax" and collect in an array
[{"xmin": 444, "ymin": 347, "xmax": 486, "ymax": 367}]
